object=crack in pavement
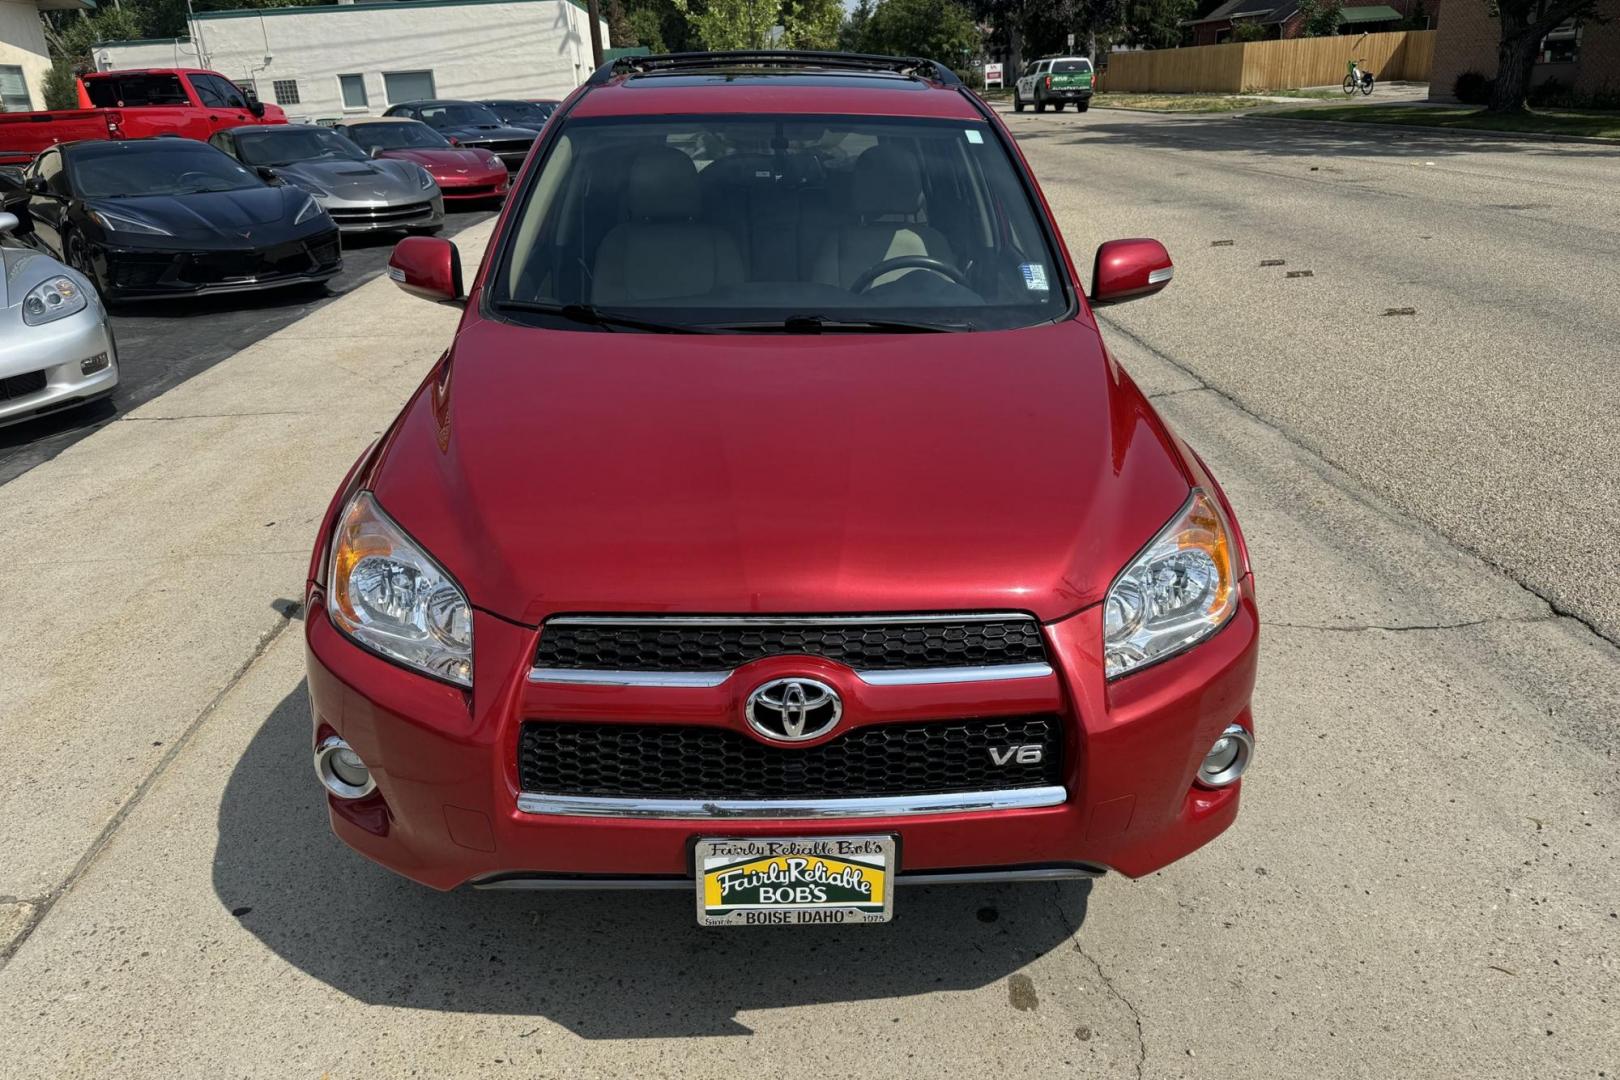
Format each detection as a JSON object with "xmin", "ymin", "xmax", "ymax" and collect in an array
[
  {"xmin": 115, "ymin": 411, "xmax": 310, "ymax": 422},
  {"xmin": 1097, "ymin": 313, "xmax": 1619, "ymax": 651},
  {"xmin": 1269, "ymin": 612, "xmax": 1559, "ymax": 633},
  {"xmin": 1050, "ymin": 887, "xmax": 1147, "ymax": 1079},
  {"xmin": 0, "ymin": 602, "xmax": 302, "ymax": 971}
]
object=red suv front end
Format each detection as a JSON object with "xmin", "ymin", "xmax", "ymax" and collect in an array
[{"xmin": 304, "ymin": 52, "xmax": 1258, "ymax": 919}]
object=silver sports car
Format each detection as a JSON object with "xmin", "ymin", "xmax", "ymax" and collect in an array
[
  {"xmin": 1, "ymin": 210, "xmax": 118, "ymax": 429},
  {"xmin": 209, "ymin": 124, "xmax": 445, "ymax": 234}
]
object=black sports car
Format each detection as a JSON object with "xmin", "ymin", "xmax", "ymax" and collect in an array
[
  {"xmin": 16, "ymin": 138, "xmax": 342, "ymax": 301},
  {"xmin": 479, "ymin": 99, "xmax": 558, "ymax": 131},
  {"xmin": 381, "ymin": 100, "xmax": 539, "ymax": 171}
]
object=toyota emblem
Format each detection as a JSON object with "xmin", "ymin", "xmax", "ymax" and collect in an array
[{"xmin": 745, "ymin": 678, "xmax": 842, "ymax": 743}]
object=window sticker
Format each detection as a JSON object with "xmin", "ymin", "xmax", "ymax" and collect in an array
[
  {"xmin": 964, "ymin": 128, "xmax": 984, "ymax": 144},
  {"xmin": 1020, "ymin": 263, "xmax": 1050, "ymax": 292}
]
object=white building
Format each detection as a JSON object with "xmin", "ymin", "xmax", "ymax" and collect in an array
[
  {"xmin": 1, "ymin": 0, "xmax": 91, "ymax": 111},
  {"xmin": 95, "ymin": 0, "xmax": 609, "ymax": 123}
]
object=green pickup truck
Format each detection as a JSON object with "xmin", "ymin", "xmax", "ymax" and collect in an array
[{"xmin": 1013, "ymin": 56, "xmax": 1095, "ymax": 113}]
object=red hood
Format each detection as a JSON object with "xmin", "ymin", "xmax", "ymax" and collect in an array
[
  {"xmin": 378, "ymin": 147, "xmax": 503, "ymax": 178},
  {"xmin": 370, "ymin": 317, "xmax": 1193, "ymax": 625}
]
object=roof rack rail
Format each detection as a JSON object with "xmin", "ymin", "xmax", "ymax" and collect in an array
[{"xmin": 588, "ymin": 50, "xmax": 963, "ymax": 88}]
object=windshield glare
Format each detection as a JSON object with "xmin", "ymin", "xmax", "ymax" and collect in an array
[
  {"xmin": 494, "ymin": 116, "xmax": 1067, "ymax": 332},
  {"xmin": 71, "ymin": 146, "xmax": 261, "ymax": 197},
  {"xmin": 234, "ymin": 128, "xmax": 367, "ymax": 166},
  {"xmin": 488, "ymin": 101, "xmax": 554, "ymax": 127},
  {"xmin": 345, "ymin": 122, "xmax": 452, "ymax": 151},
  {"xmin": 421, "ymin": 104, "xmax": 502, "ymax": 127}
]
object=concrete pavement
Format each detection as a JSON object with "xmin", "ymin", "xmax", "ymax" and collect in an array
[
  {"xmin": 1002, "ymin": 104, "xmax": 1620, "ymax": 645},
  {"xmin": 0, "ymin": 114, "xmax": 1616, "ymax": 1079}
]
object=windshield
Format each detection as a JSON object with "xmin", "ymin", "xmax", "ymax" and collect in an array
[
  {"xmin": 70, "ymin": 144, "xmax": 261, "ymax": 197},
  {"xmin": 418, "ymin": 103, "xmax": 503, "ymax": 128},
  {"xmin": 344, "ymin": 122, "xmax": 452, "ymax": 151},
  {"xmin": 232, "ymin": 128, "xmax": 368, "ymax": 167},
  {"xmin": 487, "ymin": 101, "xmax": 555, "ymax": 128},
  {"xmin": 493, "ymin": 115, "xmax": 1068, "ymax": 332}
]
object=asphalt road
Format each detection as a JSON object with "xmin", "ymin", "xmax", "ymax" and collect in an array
[
  {"xmin": 0, "ymin": 117, "xmax": 1615, "ymax": 1079},
  {"xmin": 1000, "ymin": 104, "xmax": 1620, "ymax": 643},
  {"xmin": 0, "ymin": 207, "xmax": 494, "ymax": 487}
]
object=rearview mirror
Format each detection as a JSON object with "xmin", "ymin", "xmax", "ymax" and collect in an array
[
  {"xmin": 1090, "ymin": 238, "xmax": 1173, "ymax": 306},
  {"xmin": 389, "ymin": 236, "xmax": 464, "ymax": 305}
]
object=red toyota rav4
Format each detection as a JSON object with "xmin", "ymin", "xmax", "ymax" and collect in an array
[{"xmin": 306, "ymin": 51, "xmax": 1258, "ymax": 926}]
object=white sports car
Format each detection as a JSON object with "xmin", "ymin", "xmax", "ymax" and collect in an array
[{"xmin": 1, "ymin": 209, "xmax": 118, "ymax": 429}]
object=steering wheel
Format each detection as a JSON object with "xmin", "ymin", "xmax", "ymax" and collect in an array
[{"xmin": 850, "ymin": 256, "xmax": 971, "ymax": 294}]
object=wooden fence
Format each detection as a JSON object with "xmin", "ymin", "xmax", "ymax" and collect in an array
[{"xmin": 1097, "ymin": 30, "xmax": 1436, "ymax": 94}]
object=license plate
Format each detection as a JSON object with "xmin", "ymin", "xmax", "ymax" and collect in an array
[{"xmin": 695, "ymin": 836, "xmax": 895, "ymax": 927}]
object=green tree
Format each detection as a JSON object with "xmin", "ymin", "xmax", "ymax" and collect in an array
[
  {"xmin": 626, "ymin": 6, "xmax": 669, "ymax": 50},
  {"xmin": 1121, "ymin": 0, "xmax": 1194, "ymax": 47},
  {"xmin": 1229, "ymin": 18, "xmax": 1267, "ymax": 39},
  {"xmin": 1295, "ymin": 0, "xmax": 1342, "ymax": 37},
  {"xmin": 42, "ymin": 58, "xmax": 81, "ymax": 110},
  {"xmin": 840, "ymin": 0, "xmax": 876, "ymax": 49},
  {"xmin": 782, "ymin": 0, "xmax": 843, "ymax": 48},
  {"xmin": 672, "ymin": 0, "xmax": 781, "ymax": 49},
  {"xmin": 862, "ymin": 0, "xmax": 979, "ymax": 64}
]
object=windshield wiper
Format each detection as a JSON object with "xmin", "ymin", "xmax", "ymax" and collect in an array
[
  {"xmin": 491, "ymin": 300, "xmax": 711, "ymax": 334},
  {"xmin": 723, "ymin": 314, "xmax": 971, "ymax": 333}
]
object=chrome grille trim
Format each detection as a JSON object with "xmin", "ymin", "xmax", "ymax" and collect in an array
[
  {"xmin": 527, "ymin": 662, "xmax": 1054, "ymax": 687},
  {"xmin": 515, "ymin": 785, "xmax": 1066, "ymax": 819},
  {"xmin": 543, "ymin": 612, "xmax": 1037, "ymax": 627}
]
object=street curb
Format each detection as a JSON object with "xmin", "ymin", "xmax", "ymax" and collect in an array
[{"xmin": 1242, "ymin": 111, "xmax": 1620, "ymax": 146}]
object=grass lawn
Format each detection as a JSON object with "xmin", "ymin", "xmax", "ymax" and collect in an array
[
  {"xmin": 1263, "ymin": 103, "xmax": 1620, "ymax": 139},
  {"xmin": 1091, "ymin": 92, "xmax": 1267, "ymax": 112},
  {"xmin": 1265, "ymin": 88, "xmax": 1353, "ymax": 99}
]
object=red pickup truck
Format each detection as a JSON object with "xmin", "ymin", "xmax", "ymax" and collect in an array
[{"xmin": 0, "ymin": 69, "xmax": 286, "ymax": 166}]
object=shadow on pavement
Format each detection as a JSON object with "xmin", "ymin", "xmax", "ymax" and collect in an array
[
  {"xmin": 214, "ymin": 683, "xmax": 1091, "ymax": 1037},
  {"xmin": 1013, "ymin": 112, "xmax": 1620, "ymax": 162}
]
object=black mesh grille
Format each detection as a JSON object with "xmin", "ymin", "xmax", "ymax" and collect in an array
[
  {"xmin": 518, "ymin": 716, "xmax": 1062, "ymax": 799},
  {"xmin": 535, "ymin": 617, "xmax": 1048, "ymax": 672},
  {"xmin": 0, "ymin": 370, "xmax": 47, "ymax": 403}
]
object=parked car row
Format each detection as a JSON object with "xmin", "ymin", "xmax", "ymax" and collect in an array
[{"xmin": 0, "ymin": 80, "xmax": 552, "ymax": 433}]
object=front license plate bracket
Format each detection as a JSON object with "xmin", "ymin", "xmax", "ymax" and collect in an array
[{"xmin": 695, "ymin": 836, "xmax": 896, "ymax": 927}]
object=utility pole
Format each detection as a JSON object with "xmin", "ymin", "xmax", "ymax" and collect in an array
[{"xmin": 586, "ymin": 0, "xmax": 604, "ymax": 68}]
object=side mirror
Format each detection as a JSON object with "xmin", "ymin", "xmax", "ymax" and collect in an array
[
  {"xmin": 0, "ymin": 211, "xmax": 18, "ymax": 235},
  {"xmin": 26, "ymin": 176, "xmax": 49, "ymax": 195},
  {"xmin": 244, "ymin": 88, "xmax": 266, "ymax": 117},
  {"xmin": 255, "ymin": 165, "xmax": 280, "ymax": 184},
  {"xmin": 446, "ymin": 135, "xmax": 460, "ymax": 147},
  {"xmin": 389, "ymin": 236, "xmax": 464, "ymax": 304},
  {"xmin": 369, "ymin": 145, "xmax": 384, "ymax": 158},
  {"xmin": 1090, "ymin": 238, "xmax": 1174, "ymax": 306}
]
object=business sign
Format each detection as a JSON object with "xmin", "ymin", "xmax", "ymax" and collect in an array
[{"xmin": 984, "ymin": 62, "xmax": 1004, "ymax": 88}]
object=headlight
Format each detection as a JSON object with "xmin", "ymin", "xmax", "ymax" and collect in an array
[
  {"xmin": 417, "ymin": 167, "xmax": 436, "ymax": 190},
  {"xmin": 293, "ymin": 195, "xmax": 326, "ymax": 225},
  {"xmin": 484, "ymin": 153, "xmax": 504, "ymax": 170},
  {"xmin": 328, "ymin": 491, "xmax": 473, "ymax": 686},
  {"xmin": 88, "ymin": 208, "xmax": 171, "ymax": 235},
  {"xmin": 22, "ymin": 276, "xmax": 88, "ymax": 326},
  {"xmin": 1103, "ymin": 490, "xmax": 1240, "ymax": 678}
]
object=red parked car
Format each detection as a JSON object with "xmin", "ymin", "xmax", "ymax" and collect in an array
[
  {"xmin": 306, "ymin": 51, "xmax": 1259, "ymax": 926},
  {"xmin": 333, "ymin": 117, "xmax": 509, "ymax": 203},
  {"xmin": 0, "ymin": 69, "xmax": 284, "ymax": 166}
]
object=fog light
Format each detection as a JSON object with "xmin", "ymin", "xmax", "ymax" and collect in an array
[
  {"xmin": 81, "ymin": 352, "xmax": 110, "ymax": 376},
  {"xmin": 314, "ymin": 735, "xmax": 376, "ymax": 799},
  {"xmin": 1197, "ymin": 724, "xmax": 1253, "ymax": 788}
]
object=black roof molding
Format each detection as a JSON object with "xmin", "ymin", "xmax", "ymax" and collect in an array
[{"xmin": 588, "ymin": 50, "xmax": 963, "ymax": 88}]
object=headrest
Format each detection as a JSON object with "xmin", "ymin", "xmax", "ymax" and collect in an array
[
  {"xmin": 627, "ymin": 145, "xmax": 700, "ymax": 221},
  {"xmin": 853, "ymin": 145, "xmax": 923, "ymax": 218}
]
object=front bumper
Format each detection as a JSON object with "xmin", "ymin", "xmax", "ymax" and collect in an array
[
  {"xmin": 0, "ymin": 302, "xmax": 118, "ymax": 428},
  {"xmin": 95, "ymin": 231, "xmax": 342, "ymax": 299},
  {"xmin": 305, "ymin": 586, "xmax": 1259, "ymax": 892},
  {"xmin": 323, "ymin": 194, "xmax": 445, "ymax": 233}
]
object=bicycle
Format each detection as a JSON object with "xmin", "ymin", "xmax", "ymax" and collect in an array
[{"xmin": 1343, "ymin": 58, "xmax": 1376, "ymax": 96}]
